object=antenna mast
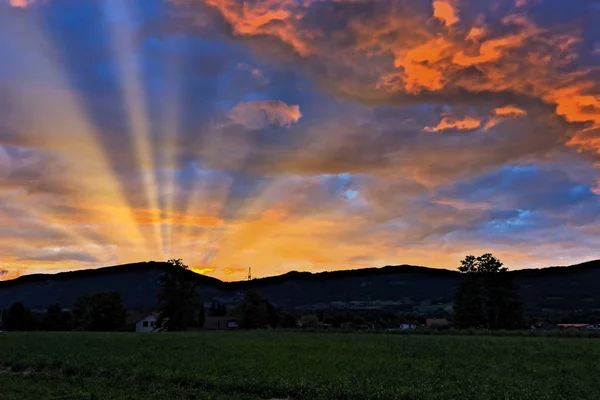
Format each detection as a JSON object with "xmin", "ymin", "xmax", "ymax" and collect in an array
[{"xmin": 248, "ymin": 267, "xmax": 252, "ymax": 281}]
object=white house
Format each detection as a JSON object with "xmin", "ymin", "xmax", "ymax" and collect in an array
[
  {"xmin": 227, "ymin": 320, "xmax": 239, "ymax": 329},
  {"xmin": 399, "ymin": 323, "xmax": 418, "ymax": 330},
  {"xmin": 135, "ymin": 313, "xmax": 158, "ymax": 333}
]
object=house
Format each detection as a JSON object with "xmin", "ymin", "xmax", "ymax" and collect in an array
[
  {"xmin": 135, "ymin": 313, "xmax": 158, "ymax": 333},
  {"xmin": 585, "ymin": 325, "xmax": 600, "ymax": 331},
  {"xmin": 425, "ymin": 318, "xmax": 449, "ymax": 328},
  {"xmin": 558, "ymin": 324, "xmax": 591, "ymax": 332},
  {"xmin": 399, "ymin": 323, "xmax": 418, "ymax": 330},
  {"xmin": 227, "ymin": 320, "xmax": 239, "ymax": 329},
  {"xmin": 203, "ymin": 316, "xmax": 238, "ymax": 330}
]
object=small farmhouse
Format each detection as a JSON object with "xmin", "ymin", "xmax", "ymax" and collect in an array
[{"xmin": 135, "ymin": 313, "xmax": 158, "ymax": 333}]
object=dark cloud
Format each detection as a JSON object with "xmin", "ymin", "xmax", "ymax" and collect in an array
[
  {"xmin": 0, "ymin": 145, "xmax": 75, "ymax": 196},
  {"xmin": 15, "ymin": 248, "xmax": 100, "ymax": 263},
  {"xmin": 444, "ymin": 165, "xmax": 597, "ymax": 212}
]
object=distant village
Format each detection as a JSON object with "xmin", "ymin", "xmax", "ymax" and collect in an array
[{"xmin": 2, "ymin": 290, "xmax": 600, "ymax": 333}]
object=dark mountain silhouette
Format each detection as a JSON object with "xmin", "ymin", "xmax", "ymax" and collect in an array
[{"xmin": 1, "ymin": 260, "xmax": 599, "ymax": 313}]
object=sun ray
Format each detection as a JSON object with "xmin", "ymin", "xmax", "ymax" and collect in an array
[
  {"xmin": 173, "ymin": 127, "xmax": 252, "ymax": 266},
  {"xmin": 2, "ymin": 5, "xmax": 149, "ymax": 256},
  {"xmin": 102, "ymin": 0, "xmax": 164, "ymax": 259},
  {"xmin": 0, "ymin": 196, "xmax": 104, "ymax": 256},
  {"xmin": 158, "ymin": 50, "xmax": 183, "ymax": 260}
]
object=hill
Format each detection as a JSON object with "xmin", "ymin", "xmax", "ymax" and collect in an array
[{"xmin": 1, "ymin": 260, "xmax": 599, "ymax": 313}]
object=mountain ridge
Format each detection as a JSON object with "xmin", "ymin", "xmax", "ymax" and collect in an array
[
  {"xmin": 4, "ymin": 258, "xmax": 598, "ymax": 287},
  {"xmin": 1, "ymin": 260, "xmax": 599, "ymax": 312},
  {"xmin": 0, "ymin": 261, "xmax": 458, "ymax": 287}
]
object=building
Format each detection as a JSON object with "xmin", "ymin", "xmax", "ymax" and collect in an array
[
  {"xmin": 557, "ymin": 324, "xmax": 591, "ymax": 332},
  {"xmin": 204, "ymin": 316, "xmax": 238, "ymax": 330},
  {"xmin": 135, "ymin": 313, "xmax": 158, "ymax": 333},
  {"xmin": 399, "ymin": 323, "xmax": 418, "ymax": 330},
  {"xmin": 425, "ymin": 318, "xmax": 449, "ymax": 328}
]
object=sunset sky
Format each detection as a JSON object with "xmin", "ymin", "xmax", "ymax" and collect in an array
[{"xmin": 1, "ymin": 0, "xmax": 599, "ymax": 281}]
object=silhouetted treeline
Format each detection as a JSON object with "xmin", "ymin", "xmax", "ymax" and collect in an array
[{"xmin": 0, "ymin": 291, "xmax": 127, "ymax": 332}]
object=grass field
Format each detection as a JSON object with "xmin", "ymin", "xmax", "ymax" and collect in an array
[{"xmin": 1, "ymin": 332, "xmax": 600, "ymax": 400}]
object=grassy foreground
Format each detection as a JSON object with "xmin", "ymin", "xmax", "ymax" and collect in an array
[{"xmin": 1, "ymin": 332, "xmax": 599, "ymax": 400}]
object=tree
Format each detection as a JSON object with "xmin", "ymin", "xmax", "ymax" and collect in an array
[
  {"xmin": 299, "ymin": 314, "xmax": 319, "ymax": 328},
  {"xmin": 40, "ymin": 304, "xmax": 70, "ymax": 331},
  {"xmin": 156, "ymin": 259, "xmax": 199, "ymax": 331},
  {"xmin": 198, "ymin": 302, "xmax": 206, "ymax": 328},
  {"xmin": 209, "ymin": 302, "xmax": 227, "ymax": 317},
  {"xmin": 279, "ymin": 312, "xmax": 298, "ymax": 328},
  {"xmin": 453, "ymin": 275, "xmax": 484, "ymax": 329},
  {"xmin": 453, "ymin": 254, "xmax": 522, "ymax": 330},
  {"xmin": 234, "ymin": 290, "xmax": 279, "ymax": 329},
  {"xmin": 73, "ymin": 292, "xmax": 126, "ymax": 331},
  {"xmin": 4, "ymin": 302, "xmax": 34, "ymax": 331}
]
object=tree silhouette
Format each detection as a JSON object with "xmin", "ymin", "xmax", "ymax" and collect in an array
[
  {"xmin": 73, "ymin": 292, "xmax": 126, "ymax": 331},
  {"xmin": 4, "ymin": 302, "xmax": 34, "ymax": 331},
  {"xmin": 198, "ymin": 302, "xmax": 205, "ymax": 328},
  {"xmin": 234, "ymin": 290, "xmax": 279, "ymax": 329},
  {"xmin": 40, "ymin": 304, "xmax": 71, "ymax": 331},
  {"xmin": 454, "ymin": 254, "xmax": 522, "ymax": 329},
  {"xmin": 209, "ymin": 302, "xmax": 227, "ymax": 317},
  {"xmin": 156, "ymin": 259, "xmax": 199, "ymax": 331}
]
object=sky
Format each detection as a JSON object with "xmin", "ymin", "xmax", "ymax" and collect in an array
[{"xmin": 0, "ymin": 0, "xmax": 599, "ymax": 281}]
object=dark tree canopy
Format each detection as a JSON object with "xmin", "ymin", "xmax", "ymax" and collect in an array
[
  {"xmin": 234, "ymin": 290, "xmax": 279, "ymax": 329},
  {"xmin": 209, "ymin": 302, "xmax": 227, "ymax": 317},
  {"xmin": 40, "ymin": 304, "xmax": 71, "ymax": 331},
  {"xmin": 454, "ymin": 254, "xmax": 522, "ymax": 330},
  {"xmin": 3, "ymin": 302, "xmax": 35, "ymax": 331},
  {"xmin": 458, "ymin": 254, "xmax": 508, "ymax": 274},
  {"xmin": 73, "ymin": 292, "xmax": 126, "ymax": 331},
  {"xmin": 279, "ymin": 312, "xmax": 298, "ymax": 329},
  {"xmin": 198, "ymin": 302, "xmax": 205, "ymax": 328},
  {"xmin": 156, "ymin": 259, "xmax": 199, "ymax": 331}
]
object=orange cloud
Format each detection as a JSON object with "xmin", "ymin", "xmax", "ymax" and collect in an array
[
  {"xmin": 228, "ymin": 100, "xmax": 302, "ymax": 129},
  {"xmin": 199, "ymin": 1, "xmax": 600, "ymax": 156},
  {"xmin": 425, "ymin": 116, "xmax": 482, "ymax": 132},
  {"xmin": 494, "ymin": 105, "xmax": 528, "ymax": 117},
  {"xmin": 132, "ymin": 208, "xmax": 223, "ymax": 227},
  {"xmin": 399, "ymin": 37, "xmax": 453, "ymax": 93},
  {"xmin": 201, "ymin": 0, "xmax": 311, "ymax": 55},
  {"xmin": 432, "ymin": 0, "xmax": 459, "ymax": 27},
  {"xmin": 191, "ymin": 267, "xmax": 216, "ymax": 275},
  {"xmin": 484, "ymin": 105, "xmax": 528, "ymax": 129},
  {"xmin": 452, "ymin": 32, "xmax": 532, "ymax": 67},
  {"xmin": 8, "ymin": 0, "xmax": 32, "ymax": 8},
  {"xmin": 224, "ymin": 267, "xmax": 246, "ymax": 276},
  {"xmin": 466, "ymin": 26, "xmax": 486, "ymax": 41}
]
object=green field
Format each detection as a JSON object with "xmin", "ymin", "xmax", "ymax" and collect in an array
[{"xmin": 1, "ymin": 332, "xmax": 600, "ymax": 400}]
